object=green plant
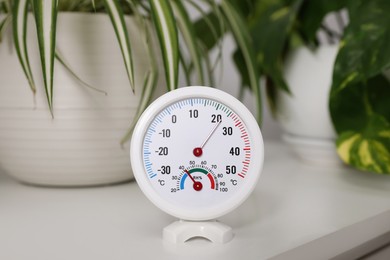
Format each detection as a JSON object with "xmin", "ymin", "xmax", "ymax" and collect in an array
[
  {"xmin": 227, "ymin": 0, "xmax": 389, "ymax": 174},
  {"xmin": 0, "ymin": 0, "xmax": 261, "ymax": 144}
]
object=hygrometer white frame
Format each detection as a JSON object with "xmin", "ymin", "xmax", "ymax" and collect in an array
[{"xmin": 131, "ymin": 86, "xmax": 264, "ymax": 222}]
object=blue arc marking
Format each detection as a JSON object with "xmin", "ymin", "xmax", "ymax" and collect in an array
[{"xmin": 180, "ymin": 174, "xmax": 188, "ymax": 189}]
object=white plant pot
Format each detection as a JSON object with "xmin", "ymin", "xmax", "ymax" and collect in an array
[
  {"xmin": 0, "ymin": 13, "xmax": 163, "ymax": 186},
  {"xmin": 276, "ymin": 45, "xmax": 341, "ymax": 165}
]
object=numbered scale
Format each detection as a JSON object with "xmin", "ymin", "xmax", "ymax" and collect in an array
[{"xmin": 131, "ymin": 87, "xmax": 264, "ymax": 243}]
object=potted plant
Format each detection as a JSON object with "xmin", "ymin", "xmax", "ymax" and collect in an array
[
  {"xmin": 230, "ymin": 0, "xmax": 389, "ymax": 173},
  {"xmin": 0, "ymin": 0, "xmax": 261, "ymax": 186}
]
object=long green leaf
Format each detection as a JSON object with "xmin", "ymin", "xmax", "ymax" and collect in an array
[
  {"xmin": 0, "ymin": 14, "xmax": 10, "ymax": 42},
  {"xmin": 221, "ymin": 0, "xmax": 262, "ymax": 124},
  {"xmin": 171, "ymin": 0, "xmax": 204, "ymax": 85},
  {"xmin": 190, "ymin": 0, "xmax": 224, "ymax": 79},
  {"xmin": 55, "ymin": 51, "xmax": 107, "ymax": 95},
  {"xmin": 193, "ymin": 2, "xmax": 224, "ymax": 51},
  {"xmin": 127, "ymin": 0, "xmax": 159, "ymax": 104},
  {"xmin": 200, "ymin": 0, "xmax": 226, "ymax": 76},
  {"xmin": 121, "ymin": 0, "xmax": 159, "ymax": 145},
  {"xmin": 198, "ymin": 41, "xmax": 215, "ymax": 87},
  {"xmin": 121, "ymin": 69, "xmax": 158, "ymax": 145},
  {"xmin": 12, "ymin": 0, "xmax": 36, "ymax": 93},
  {"xmin": 0, "ymin": 0, "xmax": 9, "ymax": 13},
  {"xmin": 149, "ymin": 0, "xmax": 179, "ymax": 91},
  {"xmin": 33, "ymin": 0, "xmax": 59, "ymax": 114},
  {"xmin": 103, "ymin": 0, "xmax": 135, "ymax": 92},
  {"xmin": 179, "ymin": 47, "xmax": 192, "ymax": 86}
]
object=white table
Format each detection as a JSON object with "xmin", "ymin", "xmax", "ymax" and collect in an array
[{"xmin": 1, "ymin": 141, "xmax": 390, "ymax": 260}]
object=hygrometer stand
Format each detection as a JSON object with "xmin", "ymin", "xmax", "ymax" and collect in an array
[{"xmin": 163, "ymin": 220, "xmax": 233, "ymax": 244}]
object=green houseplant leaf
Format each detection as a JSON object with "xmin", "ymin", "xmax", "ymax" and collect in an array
[
  {"xmin": 32, "ymin": 0, "xmax": 59, "ymax": 114},
  {"xmin": 193, "ymin": 0, "xmax": 254, "ymax": 52},
  {"xmin": 193, "ymin": 7, "xmax": 224, "ymax": 52},
  {"xmin": 221, "ymin": 0, "xmax": 262, "ymax": 124},
  {"xmin": 171, "ymin": 0, "xmax": 204, "ymax": 85},
  {"xmin": 0, "ymin": 0, "xmax": 10, "ymax": 14},
  {"xmin": 330, "ymin": 0, "xmax": 390, "ymax": 173},
  {"xmin": 0, "ymin": 13, "xmax": 11, "ymax": 42},
  {"xmin": 120, "ymin": 0, "xmax": 159, "ymax": 145},
  {"xmin": 55, "ymin": 50, "xmax": 107, "ymax": 95},
  {"xmin": 334, "ymin": 76, "xmax": 390, "ymax": 173},
  {"xmin": 103, "ymin": 0, "xmax": 135, "ymax": 92},
  {"xmin": 149, "ymin": 0, "xmax": 179, "ymax": 91},
  {"xmin": 250, "ymin": 0, "xmax": 303, "ymax": 94},
  {"xmin": 189, "ymin": 0, "xmax": 224, "ymax": 85},
  {"xmin": 13, "ymin": 0, "xmax": 36, "ymax": 93},
  {"xmin": 3, "ymin": 0, "xmax": 260, "ymax": 147},
  {"xmin": 297, "ymin": 0, "xmax": 348, "ymax": 44}
]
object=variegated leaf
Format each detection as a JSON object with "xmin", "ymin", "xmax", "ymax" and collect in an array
[
  {"xmin": 103, "ymin": 0, "xmax": 135, "ymax": 92},
  {"xmin": 33, "ymin": 0, "xmax": 59, "ymax": 114},
  {"xmin": 337, "ymin": 115, "xmax": 390, "ymax": 174},
  {"xmin": 120, "ymin": 1, "xmax": 158, "ymax": 145},
  {"xmin": 330, "ymin": 0, "xmax": 390, "ymax": 174},
  {"xmin": 331, "ymin": 74, "xmax": 390, "ymax": 174},
  {"xmin": 331, "ymin": 0, "xmax": 390, "ymax": 97},
  {"xmin": 149, "ymin": 0, "xmax": 179, "ymax": 91},
  {"xmin": 121, "ymin": 69, "xmax": 158, "ymax": 145},
  {"xmin": 12, "ymin": 0, "xmax": 36, "ymax": 93}
]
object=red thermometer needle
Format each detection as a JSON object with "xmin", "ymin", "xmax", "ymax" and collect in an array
[
  {"xmin": 193, "ymin": 121, "xmax": 222, "ymax": 157},
  {"xmin": 184, "ymin": 169, "xmax": 203, "ymax": 191}
]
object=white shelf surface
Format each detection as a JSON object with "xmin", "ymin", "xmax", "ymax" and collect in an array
[{"xmin": 1, "ymin": 141, "xmax": 390, "ymax": 260}]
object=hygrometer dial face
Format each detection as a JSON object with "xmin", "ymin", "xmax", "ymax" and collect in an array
[{"xmin": 131, "ymin": 87, "xmax": 263, "ymax": 221}]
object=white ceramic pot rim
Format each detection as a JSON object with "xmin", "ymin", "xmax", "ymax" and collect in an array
[{"xmin": 282, "ymin": 133, "xmax": 336, "ymax": 147}]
